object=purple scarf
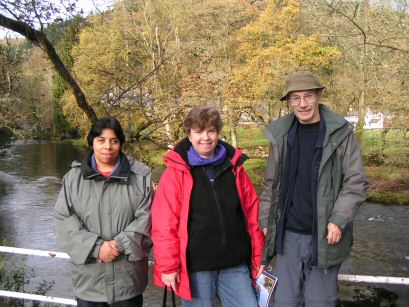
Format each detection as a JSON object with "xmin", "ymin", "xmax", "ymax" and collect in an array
[{"xmin": 187, "ymin": 143, "xmax": 226, "ymax": 166}]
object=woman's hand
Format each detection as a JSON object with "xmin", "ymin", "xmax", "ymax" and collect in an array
[
  {"xmin": 256, "ymin": 265, "xmax": 265, "ymax": 278},
  {"xmin": 162, "ymin": 272, "xmax": 180, "ymax": 292},
  {"xmin": 98, "ymin": 240, "xmax": 120, "ymax": 263}
]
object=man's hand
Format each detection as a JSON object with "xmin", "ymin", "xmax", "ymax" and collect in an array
[
  {"xmin": 327, "ymin": 222, "xmax": 342, "ymax": 245},
  {"xmin": 162, "ymin": 272, "xmax": 180, "ymax": 292},
  {"xmin": 262, "ymin": 228, "xmax": 267, "ymax": 236},
  {"xmin": 98, "ymin": 240, "xmax": 120, "ymax": 263}
]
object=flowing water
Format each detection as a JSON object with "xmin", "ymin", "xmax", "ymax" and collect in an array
[{"xmin": 0, "ymin": 141, "xmax": 408, "ymax": 306}]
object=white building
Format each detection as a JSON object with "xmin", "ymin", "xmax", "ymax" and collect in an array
[{"xmin": 345, "ymin": 109, "xmax": 384, "ymax": 130}]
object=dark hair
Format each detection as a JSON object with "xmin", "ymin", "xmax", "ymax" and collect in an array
[
  {"xmin": 87, "ymin": 117, "xmax": 126, "ymax": 148},
  {"xmin": 183, "ymin": 105, "xmax": 223, "ymax": 134}
]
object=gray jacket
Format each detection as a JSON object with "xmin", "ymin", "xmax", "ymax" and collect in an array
[
  {"xmin": 54, "ymin": 155, "xmax": 153, "ymax": 303},
  {"xmin": 260, "ymin": 104, "xmax": 368, "ymax": 267}
]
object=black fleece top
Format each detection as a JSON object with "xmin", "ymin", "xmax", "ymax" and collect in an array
[{"xmin": 174, "ymin": 138, "xmax": 251, "ymax": 272}]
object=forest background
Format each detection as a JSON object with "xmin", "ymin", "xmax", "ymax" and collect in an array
[{"xmin": 0, "ymin": 0, "xmax": 408, "ymax": 205}]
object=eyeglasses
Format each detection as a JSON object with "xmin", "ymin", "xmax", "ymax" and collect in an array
[{"xmin": 288, "ymin": 93, "xmax": 316, "ymax": 106}]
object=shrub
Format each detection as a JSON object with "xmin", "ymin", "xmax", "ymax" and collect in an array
[
  {"xmin": 0, "ymin": 127, "xmax": 15, "ymax": 153},
  {"xmin": 0, "ymin": 241, "xmax": 54, "ymax": 306}
]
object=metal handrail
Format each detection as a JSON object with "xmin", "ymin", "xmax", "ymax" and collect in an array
[
  {"xmin": 338, "ymin": 274, "xmax": 409, "ymax": 285},
  {"xmin": 0, "ymin": 246, "xmax": 70, "ymax": 259},
  {"xmin": 0, "ymin": 246, "xmax": 76, "ymax": 305},
  {"xmin": 0, "ymin": 290, "xmax": 77, "ymax": 305},
  {"xmin": 1, "ymin": 245, "xmax": 409, "ymax": 305}
]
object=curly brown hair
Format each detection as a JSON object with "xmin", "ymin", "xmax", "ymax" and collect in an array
[{"xmin": 183, "ymin": 105, "xmax": 223, "ymax": 134}]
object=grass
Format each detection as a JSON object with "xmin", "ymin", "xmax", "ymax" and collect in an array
[
  {"xmin": 243, "ymin": 158, "xmax": 267, "ymax": 194},
  {"xmin": 223, "ymin": 126, "xmax": 269, "ymax": 148},
  {"xmin": 361, "ymin": 130, "xmax": 409, "ymax": 167}
]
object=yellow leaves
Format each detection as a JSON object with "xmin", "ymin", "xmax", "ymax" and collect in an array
[
  {"xmin": 286, "ymin": 34, "xmax": 341, "ymax": 68},
  {"xmin": 227, "ymin": 0, "xmax": 341, "ymax": 107}
]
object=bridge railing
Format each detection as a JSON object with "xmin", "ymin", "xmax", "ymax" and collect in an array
[{"xmin": 1, "ymin": 246, "xmax": 408, "ymax": 305}]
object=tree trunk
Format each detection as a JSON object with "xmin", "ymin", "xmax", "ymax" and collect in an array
[
  {"xmin": 164, "ymin": 119, "xmax": 172, "ymax": 148},
  {"xmin": 0, "ymin": 14, "xmax": 98, "ymax": 124},
  {"xmin": 355, "ymin": 90, "xmax": 366, "ymax": 145},
  {"xmin": 226, "ymin": 108, "xmax": 238, "ymax": 147},
  {"xmin": 230, "ymin": 124, "xmax": 238, "ymax": 148},
  {"xmin": 379, "ymin": 128, "xmax": 389, "ymax": 163}
]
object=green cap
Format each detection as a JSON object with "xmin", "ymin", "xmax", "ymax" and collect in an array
[{"xmin": 280, "ymin": 71, "xmax": 325, "ymax": 101}]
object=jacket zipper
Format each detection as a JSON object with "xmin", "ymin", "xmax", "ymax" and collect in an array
[
  {"xmin": 210, "ymin": 180, "xmax": 226, "ymax": 248},
  {"xmin": 204, "ymin": 165, "xmax": 230, "ymax": 258},
  {"xmin": 101, "ymin": 180, "xmax": 116, "ymax": 303}
]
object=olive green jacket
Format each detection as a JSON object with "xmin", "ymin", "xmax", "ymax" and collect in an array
[
  {"xmin": 54, "ymin": 155, "xmax": 153, "ymax": 303},
  {"xmin": 260, "ymin": 104, "xmax": 368, "ymax": 268}
]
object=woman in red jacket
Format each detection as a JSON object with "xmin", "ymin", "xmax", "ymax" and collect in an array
[{"xmin": 152, "ymin": 105, "xmax": 264, "ymax": 306}]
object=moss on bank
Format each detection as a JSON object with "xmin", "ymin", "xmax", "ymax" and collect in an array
[{"xmin": 367, "ymin": 191, "xmax": 409, "ymax": 206}]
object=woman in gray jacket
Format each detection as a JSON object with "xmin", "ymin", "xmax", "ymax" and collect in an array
[{"xmin": 54, "ymin": 117, "xmax": 153, "ymax": 307}]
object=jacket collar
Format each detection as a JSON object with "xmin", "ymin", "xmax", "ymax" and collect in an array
[{"xmin": 81, "ymin": 152, "xmax": 131, "ymax": 182}]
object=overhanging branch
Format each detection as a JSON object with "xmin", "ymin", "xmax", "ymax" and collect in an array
[{"xmin": 0, "ymin": 13, "xmax": 98, "ymax": 123}]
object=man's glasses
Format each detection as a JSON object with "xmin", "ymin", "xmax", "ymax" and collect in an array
[{"xmin": 288, "ymin": 93, "xmax": 316, "ymax": 106}]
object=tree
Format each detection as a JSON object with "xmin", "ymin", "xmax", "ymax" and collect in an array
[
  {"xmin": 0, "ymin": 36, "xmax": 27, "ymax": 137},
  {"xmin": 62, "ymin": 0, "xmax": 256, "ymax": 148},
  {"xmin": 18, "ymin": 46, "xmax": 56, "ymax": 137},
  {"xmin": 302, "ymin": 0, "xmax": 409, "ymax": 143},
  {"xmin": 174, "ymin": 0, "xmax": 257, "ymax": 147},
  {"xmin": 61, "ymin": 0, "xmax": 185, "ymax": 144},
  {"xmin": 226, "ymin": 0, "xmax": 340, "ymax": 129},
  {"xmin": 0, "ymin": 0, "xmax": 97, "ymax": 124},
  {"xmin": 52, "ymin": 16, "xmax": 84, "ymax": 138}
]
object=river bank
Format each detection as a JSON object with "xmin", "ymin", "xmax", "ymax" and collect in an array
[
  {"xmin": 239, "ymin": 147, "xmax": 409, "ymax": 206},
  {"xmin": 1, "ymin": 141, "xmax": 408, "ymax": 306},
  {"xmin": 365, "ymin": 167, "xmax": 409, "ymax": 205}
]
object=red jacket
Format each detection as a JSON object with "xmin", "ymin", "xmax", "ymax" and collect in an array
[{"xmin": 152, "ymin": 144, "xmax": 264, "ymax": 300}]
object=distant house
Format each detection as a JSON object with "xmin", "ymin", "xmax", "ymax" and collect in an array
[
  {"xmin": 345, "ymin": 109, "xmax": 384, "ymax": 130},
  {"xmin": 365, "ymin": 109, "xmax": 384, "ymax": 129}
]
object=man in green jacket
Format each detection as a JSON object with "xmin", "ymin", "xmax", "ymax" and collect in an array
[{"xmin": 259, "ymin": 71, "xmax": 368, "ymax": 307}]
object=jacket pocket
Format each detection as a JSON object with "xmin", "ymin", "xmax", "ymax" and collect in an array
[
  {"xmin": 116, "ymin": 258, "xmax": 148, "ymax": 297},
  {"xmin": 327, "ymin": 224, "xmax": 352, "ymax": 264},
  {"xmin": 70, "ymin": 262, "xmax": 105, "ymax": 299},
  {"xmin": 262, "ymin": 226, "xmax": 277, "ymax": 264}
]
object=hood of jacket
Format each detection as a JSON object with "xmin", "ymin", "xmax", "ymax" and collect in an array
[
  {"xmin": 71, "ymin": 152, "xmax": 150, "ymax": 182},
  {"xmin": 264, "ymin": 104, "xmax": 354, "ymax": 175}
]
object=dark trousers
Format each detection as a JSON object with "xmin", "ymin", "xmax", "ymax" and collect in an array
[{"xmin": 76, "ymin": 294, "xmax": 143, "ymax": 307}]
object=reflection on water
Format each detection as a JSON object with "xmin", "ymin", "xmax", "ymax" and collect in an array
[
  {"xmin": 0, "ymin": 141, "xmax": 408, "ymax": 305},
  {"xmin": 0, "ymin": 141, "xmax": 85, "ymax": 298},
  {"xmin": 342, "ymin": 202, "xmax": 409, "ymax": 278},
  {"xmin": 340, "ymin": 203, "xmax": 409, "ymax": 306}
]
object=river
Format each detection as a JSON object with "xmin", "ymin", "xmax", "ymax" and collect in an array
[{"xmin": 0, "ymin": 141, "xmax": 408, "ymax": 306}]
